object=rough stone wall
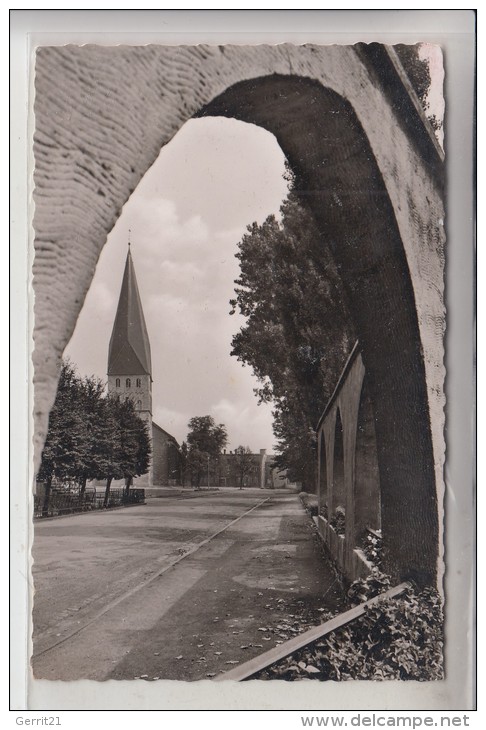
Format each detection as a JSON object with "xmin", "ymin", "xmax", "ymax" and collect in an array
[
  {"xmin": 317, "ymin": 351, "xmax": 389, "ymax": 582},
  {"xmin": 318, "ymin": 351, "xmax": 365, "ymax": 578},
  {"xmin": 32, "ymin": 44, "xmax": 445, "ymax": 503}
]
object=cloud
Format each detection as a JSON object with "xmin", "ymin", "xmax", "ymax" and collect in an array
[
  {"xmin": 121, "ymin": 198, "xmax": 211, "ymax": 269},
  {"xmin": 158, "ymin": 259, "xmax": 204, "ymax": 284}
]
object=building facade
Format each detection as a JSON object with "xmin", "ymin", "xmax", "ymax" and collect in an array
[{"xmin": 218, "ymin": 449, "xmax": 270, "ymax": 489}]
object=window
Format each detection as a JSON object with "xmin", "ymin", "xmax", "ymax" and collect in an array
[
  {"xmin": 136, "ymin": 378, "xmax": 141, "ymax": 388},
  {"xmin": 126, "ymin": 378, "xmax": 131, "ymax": 388},
  {"xmin": 115, "ymin": 378, "xmax": 120, "ymax": 388},
  {"xmin": 137, "ymin": 400, "xmax": 142, "ymax": 409}
]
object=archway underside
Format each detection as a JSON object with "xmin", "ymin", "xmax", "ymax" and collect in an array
[
  {"xmin": 33, "ymin": 58, "xmax": 441, "ymax": 584},
  {"xmin": 197, "ymin": 76, "xmax": 438, "ymax": 583}
]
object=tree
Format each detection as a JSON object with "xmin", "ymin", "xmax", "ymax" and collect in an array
[
  {"xmin": 186, "ymin": 416, "xmax": 228, "ymax": 488},
  {"xmin": 233, "ymin": 445, "xmax": 254, "ymax": 489},
  {"xmin": 37, "ymin": 359, "xmax": 152, "ymax": 514},
  {"xmin": 37, "ymin": 360, "xmax": 85, "ymax": 516},
  {"xmin": 98, "ymin": 394, "xmax": 125, "ymax": 508},
  {"xmin": 395, "ymin": 44, "xmax": 443, "ymax": 136},
  {"xmin": 179, "ymin": 441, "xmax": 189, "ymax": 487},
  {"xmin": 230, "ymin": 193, "xmax": 356, "ymax": 490},
  {"xmin": 75, "ymin": 374, "xmax": 107, "ymax": 496},
  {"xmin": 101, "ymin": 395, "xmax": 151, "ymax": 506},
  {"xmin": 187, "ymin": 448, "xmax": 209, "ymax": 490},
  {"xmin": 121, "ymin": 402, "xmax": 151, "ymax": 492}
]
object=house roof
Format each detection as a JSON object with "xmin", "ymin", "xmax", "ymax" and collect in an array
[{"xmin": 108, "ymin": 248, "xmax": 152, "ymax": 377}]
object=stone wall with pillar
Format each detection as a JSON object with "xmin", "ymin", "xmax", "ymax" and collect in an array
[{"xmin": 316, "ymin": 344, "xmax": 381, "ymax": 583}]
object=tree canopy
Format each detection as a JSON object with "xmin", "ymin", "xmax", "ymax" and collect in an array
[
  {"xmin": 186, "ymin": 415, "xmax": 228, "ymax": 488},
  {"xmin": 187, "ymin": 416, "xmax": 228, "ymax": 456},
  {"xmin": 230, "ymin": 192, "xmax": 356, "ymax": 490},
  {"xmin": 37, "ymin": 360, "xmax": 151, "ymax": 514},
  {"xmin": 395, "ymin": 44, "xmax": 442, "ymax": 134},
  {"xmin": 37, "ymin": 360, "xmax": 87, "ymax": 489},
  {"xmin": 232, "ymin": 445, "xmax": 255, "ymax": 489}
]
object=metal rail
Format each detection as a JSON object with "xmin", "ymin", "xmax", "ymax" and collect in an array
[{"xmin": 34, "ymin": 488, "xmax": 145, "ymax": 518}]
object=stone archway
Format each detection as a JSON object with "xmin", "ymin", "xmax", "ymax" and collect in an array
[{"xmin": 32, "ymin": 43, "xmax": 444, "ymax": 584}]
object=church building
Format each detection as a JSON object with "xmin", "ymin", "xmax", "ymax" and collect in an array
[{"xmin": 107, "ymin": 244, "xmax": 181, "ymax": 487}]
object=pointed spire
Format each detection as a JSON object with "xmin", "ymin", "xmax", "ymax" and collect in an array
[{"xmin": 108, "ymin": 245, "xmax": 152, "ymax": 377}]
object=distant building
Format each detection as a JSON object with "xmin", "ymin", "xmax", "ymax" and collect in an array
[
  {"xmin": 107, "ymin": 245, "xmax": 181, "ymax": 486},
  {"xmin": 263, "ymin": 456, "xmax": 298, "ymax": 490},
  {"xmin": 219, "ymin": 449, "xmax": 270, "ymax": 489}
]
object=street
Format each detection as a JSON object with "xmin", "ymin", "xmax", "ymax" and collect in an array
[{"xmin": 32, "ymin": 488, "xmax": 345, "ymax": 681}]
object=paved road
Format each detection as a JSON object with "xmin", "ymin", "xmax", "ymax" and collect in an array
[{"xmin": 32, "ymin": 489, "xmax": 345, "ymax": 681}]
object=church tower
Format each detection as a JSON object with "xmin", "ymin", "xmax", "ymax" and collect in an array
[{"xmin": 107, "ymin": 243, "xmax": 153, "ymax": 485}]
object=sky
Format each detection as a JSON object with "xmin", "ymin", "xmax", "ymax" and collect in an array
[{"xmin": 64, "ymin": 117, "xmax": 289, "ymax": 453}]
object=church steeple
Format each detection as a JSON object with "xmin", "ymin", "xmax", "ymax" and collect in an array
[
  {"xmin": 106, "ymin": 241, "xmax": 154, "ymax": 485},
  {"xmin": 108, "ymin": 246, "xmax": 152, "ymax": 378}
]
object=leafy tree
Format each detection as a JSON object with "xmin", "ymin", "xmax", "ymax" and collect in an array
[
  {"xmin": 230, "ymin": 193, "xmax": 356, "ymax": 490},
  {"xmin": 395, "ymin": 44, "xmax": 431, "ymax": 108},
  {"xmin": 37, "ymin": 360, "xmax": 85, "ymax": 516},
  {"xmin": 187, "ymin": 447, "xmax": 210, "ymax": 489},
  {"xmin": 102, "ymin": 395, "xmax": 151, "ymax": 506},
  {"xmin": 179, "ymin": 441, "xmax": 189, "ymax": 487},
  {"xmin": 119, "ymin": 399, "xmax": 151, "ymax": 491},
  {"xmin": 186, "ymin": 416, "xmax": 228, "ymax": 488},
  {"xmin": 98, "ymin": 394, "xmax": 125, "ymax": 507},
  {"xmin": 232, "ymin": 445, "xmax": 254, "ymax": 489},
  {"xmin": 75, "ymin": 374, "xmax": 107, "ymax": 496},
  {"xmin": 37, "ymin": 359, "xmax": 151, "ymax": 514},
  {"xmin": 395, "ymin": 44, "xmax": 443, "ymax": 135},
  {"xmin": 187, "ymin": 416, "xmax": 228, "ymax": 455}
]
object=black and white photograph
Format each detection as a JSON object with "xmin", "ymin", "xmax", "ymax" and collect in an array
[{"xmin": 11, "ymin": 9, "xmax": 476, "ymax": 714}]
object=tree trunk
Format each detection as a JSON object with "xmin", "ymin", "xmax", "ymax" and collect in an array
[
  {"xmin": 79, "ymin": 476, "xmax": 87, "ymax": 498},
  {"xmin": 103, "ymin": 476, "xmax": 113, "ymax": 508},
  {"xmin": 42, "ymin": 477, "xmax": 52, "ymax": 517}
]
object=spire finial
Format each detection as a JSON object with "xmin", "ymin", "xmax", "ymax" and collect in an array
[{"xmin": 128, "ymin": 228, "xmax": 131, "ymax": 248}]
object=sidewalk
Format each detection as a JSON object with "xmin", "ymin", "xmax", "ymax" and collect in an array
[{"xmin": 32, "ymin": 490, "xmax": 346, "ymax": 681}]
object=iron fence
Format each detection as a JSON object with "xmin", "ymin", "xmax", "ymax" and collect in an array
[{"xmin": 34, "ymin": 487, "xmax": 145, "ymax": 518}]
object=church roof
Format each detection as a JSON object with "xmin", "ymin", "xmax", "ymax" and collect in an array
[
  {"xmin": 153, "ymin": 421, "xmax": 180, "ymax": 447},
  {"xmin": 108, "ymin": 248, "xmax": 152, "ymax": 377}
]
